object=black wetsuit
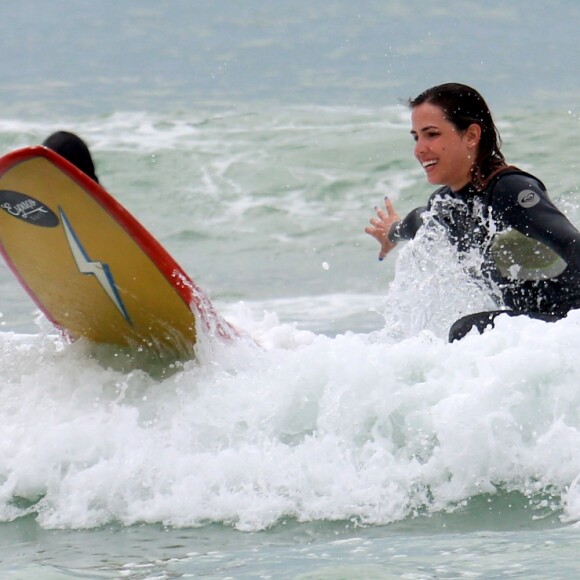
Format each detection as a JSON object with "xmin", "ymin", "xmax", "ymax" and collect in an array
[{"xmin": 388, "ymin": 168, "xmax": 580, "ymax": 341}]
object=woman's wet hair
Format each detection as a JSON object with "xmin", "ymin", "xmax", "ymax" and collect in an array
[
  {"xmin": 42, "ymin": 131, "xmax": 99, "ymax": 183},
  {"xmin": 409, "ymin": 83, "xmax": 506, "ymax": 188}
]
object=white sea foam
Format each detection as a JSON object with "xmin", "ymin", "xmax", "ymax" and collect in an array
[{"xmin": 1, "ymin": 303, "xmax": 580, "ymax": 531}]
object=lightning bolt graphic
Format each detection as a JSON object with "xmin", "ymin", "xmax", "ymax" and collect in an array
[{"xmin": 59, "ymin": 208, "xmax": 131, "ymax": 323}]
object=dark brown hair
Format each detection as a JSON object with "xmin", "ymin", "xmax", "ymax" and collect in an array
[{"xmin": 409, "ymin": 83, "xmax": 506, "ymax": 188}]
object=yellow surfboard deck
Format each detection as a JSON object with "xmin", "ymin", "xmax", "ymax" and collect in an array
[{"xmin": 0, "ymin": 146, "xmax": 236, "ymax": 359}]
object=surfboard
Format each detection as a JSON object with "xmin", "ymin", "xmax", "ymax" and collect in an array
[{"xmin": 0, "ymin": 146, "xmax": 237, "ymax": 359}]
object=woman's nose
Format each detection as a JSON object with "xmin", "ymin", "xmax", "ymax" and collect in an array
[
  {"xmin": 415, "ymin": 135, "xmax": 432, "ymax": 157},
  {"xmin": 414, "ymin": 138, "xmax": 424, "ymax": 157}
]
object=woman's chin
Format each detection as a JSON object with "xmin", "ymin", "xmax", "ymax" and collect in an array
[{"xmin": 425, "ymin": 173, "xmax": 442, "ymax": 186}]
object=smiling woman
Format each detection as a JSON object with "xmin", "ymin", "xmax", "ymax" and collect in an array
[{"xmin": 365, "ymin": 82, "xmax": 580, "ymax": 341}]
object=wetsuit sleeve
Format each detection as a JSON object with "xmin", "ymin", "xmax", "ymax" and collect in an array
[
  {"xmin": 492, "ymin": 173, "xmax": 580, "ymax": 269},
  {"xmin": 388, "ymin": 206, "xmax": 427, "ymax": 243}
]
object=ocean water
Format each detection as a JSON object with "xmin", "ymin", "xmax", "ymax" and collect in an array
[{"xmin": 1, "ymin": 1, "xmax": 580, "ymax": 578}]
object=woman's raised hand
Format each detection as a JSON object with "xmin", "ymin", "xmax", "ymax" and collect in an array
[{"xmin": 365, "ymin": 197, "xmax": 400, "ymax": 261}]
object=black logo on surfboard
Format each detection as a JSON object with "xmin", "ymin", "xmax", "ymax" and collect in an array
[{"xmin": 0, "ymin": 190, "xmax": 59, "ymax": 227}]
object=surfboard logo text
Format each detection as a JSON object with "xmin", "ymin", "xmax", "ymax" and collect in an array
[{"xmin": 0, "ymin": 190, "xmax": 59, "ymax": 227}]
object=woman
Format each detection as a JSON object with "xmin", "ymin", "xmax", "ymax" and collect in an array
[{"xmin": 365, "ymin": 83, "xmax": 580, "ymax": 341}]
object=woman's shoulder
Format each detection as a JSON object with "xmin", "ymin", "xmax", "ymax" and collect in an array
[
  {"xmin": 487, "ymin": 166, "xmax": 550, "ymax": 215},
  {"xmin": 488, "ymin": 166, "xmax": 546, "ymax": 194}
]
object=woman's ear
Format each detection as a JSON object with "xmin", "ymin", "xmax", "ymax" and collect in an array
[{"xmin": 465, "ymin": 123, "xmax": 482, "ymax": 149}]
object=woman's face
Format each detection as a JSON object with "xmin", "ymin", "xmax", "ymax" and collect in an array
[{"xmin": 410, "ymin": 102, "xmax": 480, "ymax": 191}]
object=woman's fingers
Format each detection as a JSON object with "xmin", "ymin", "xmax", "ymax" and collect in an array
[{"xmin": 364, "ymin": 196, "xmax": 400, "ymax": 260}]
